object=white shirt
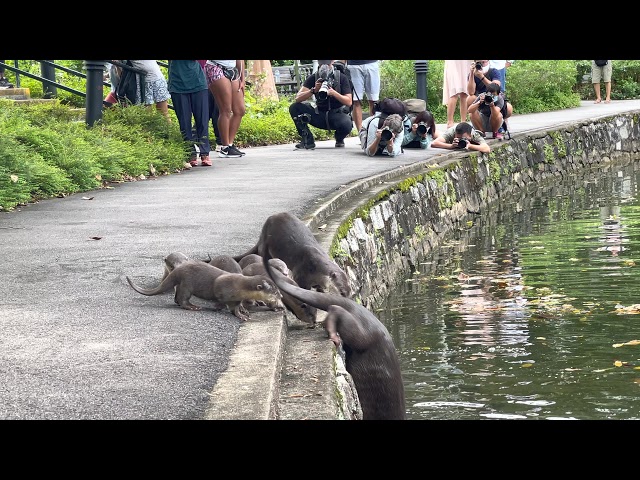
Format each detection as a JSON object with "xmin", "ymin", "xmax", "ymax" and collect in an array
[{"xmin": 128, "ymin": 61, "xmax": 165, "ymax": 82}]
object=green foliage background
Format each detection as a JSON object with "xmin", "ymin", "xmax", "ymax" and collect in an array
[{"xmin": 1, "ymin": 60, "xmax": 639, "ymax": 212}]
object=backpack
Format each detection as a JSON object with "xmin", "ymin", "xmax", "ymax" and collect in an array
[
  {"xmin": 116, "ymin": 61, "xmax": 140, "ymax": 105},
  {"xmin": 331, "ymin": 61, "xmax": 354, "ymax": 117}
]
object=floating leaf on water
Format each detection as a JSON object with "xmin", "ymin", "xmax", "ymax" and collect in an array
[
  {"xmin": 613, "ymin": 343, "xmax": 624, "ymax": 348},
  {"xmin": 613, "ymin": 339, "xmax": 640, "ymax": 347},
  {"xmin": 569, "ymin": 258, "xmax": 580, "ymax": 262},
  {"xmin": 521, "ymin": 363, "xmax": 533, "ymax": 368},
  {"xmin": 614, "ymin": 361, "xmax": 623, "ymax": 367},
  {"xmin": 10, "ymin": 174, "xmax": 18, "ymax": 183}
]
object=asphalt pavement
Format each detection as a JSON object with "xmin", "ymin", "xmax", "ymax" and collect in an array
[{"xmin": 2, "ymin": 100, "xmax": 640, "ymax": 419}]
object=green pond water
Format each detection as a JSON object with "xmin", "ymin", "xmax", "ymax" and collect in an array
[{"xmin": 377, "ymin": 161, "xmax": 640, "ymax": 420}]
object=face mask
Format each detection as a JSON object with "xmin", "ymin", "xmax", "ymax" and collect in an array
[{"xmin": 482, "ymin": 65, "xmax": 490, "ymax": 74}]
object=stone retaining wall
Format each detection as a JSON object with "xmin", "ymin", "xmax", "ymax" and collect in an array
[{"xmin": 329, "ymin": 111, "xmax": 640, "ymax": 417}]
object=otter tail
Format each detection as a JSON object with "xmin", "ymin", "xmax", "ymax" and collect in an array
[
  {"xmin": 126, "ymin": 275, "xmax": 175, "ymax": 296},
  {"xmin": 262, "ymin": 250, "xmax": 345, "ymax": 313},
  {"xmin": 232, "ymin": 243, "xmax": 259, "ymax": 262}
]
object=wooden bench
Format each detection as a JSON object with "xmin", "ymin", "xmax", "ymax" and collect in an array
[{"xmin": 272, "ymin": 63, "xmax": 314, "ymax": 95}]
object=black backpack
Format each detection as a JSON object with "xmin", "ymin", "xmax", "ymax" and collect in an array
[
  {"xmin": 331, "ymin": 61, "xmax": 354, "ymax": 116},
  {"xmin": 115, "ymin": 61, "xmax": 140, "ymax": 105}
]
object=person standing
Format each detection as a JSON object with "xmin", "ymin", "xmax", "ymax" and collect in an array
[
  {"xmin": 128, "ymin": 60, "xmax": 172, "ymax": 120},
  {"xmin": 167, "ymin": 60, "xmax": 212, "ymax": 167},
  {"xmin": 346, "ymin": 60, "xmax": 380, "ymax": 132},
  {"xmin": 205, "ymin": 60, "xmax": 246, "ymax": 158},
  {"xmin": 489, "ymin": 60, "xmax": 514, "ymax": 95},
  {"xmin": 0, "ymin": 60, "xmax": 14, "ymax": 88},
  {"xmin": 442, "ymin": 60, "xmax": 472, "ymax": 128},
  {"xmin": 592, "ymin": 60, "xmax": 612, "ymax": 104}
]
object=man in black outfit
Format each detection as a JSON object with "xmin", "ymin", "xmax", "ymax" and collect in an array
[{"xmin": 289, "ymin": 60, "xmax": 353, "ymax": 150}]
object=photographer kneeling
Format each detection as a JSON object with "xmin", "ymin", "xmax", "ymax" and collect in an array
[
  {"xmin": 468, "ymin": 82, "xmax": 508, "ymax": 139},
  {"xmin": 289, "ymin": 60, "xmax": 353, "ymax": 150},
  {"xmin": 431, "ymin": 121, "xmax": 490, "ymax": 153}
]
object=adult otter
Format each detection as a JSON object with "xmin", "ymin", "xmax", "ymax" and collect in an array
[
  {"xmin": 233, "ymin": 212, "xmax": 352, "ymax": 298},
  {"xmin": 127, "ymin": 261, "xmax": 283, "ymax": 322},
  {"xmin": 238, "ymin": 254, "xmax": 291, "ymax": 278},
  {"xmin": 242, "ymin": 261, "xmax": 317, "ymax": 325},
  {"xmin": 262, "ymin": 254, "xmax": 406, "ymax": 420}
]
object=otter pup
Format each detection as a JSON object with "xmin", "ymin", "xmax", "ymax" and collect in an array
[
  {"xmin": 127, "ymin": 261, "xmax": 283, "ymax": 322},
  {"xmin": 241, "ymin": 258, "xmax": 289, "ymax": 278},
  {"xmin": 242, "ymin": 262, "xmax": 317, "ymax": 324},
  {"xmin": 262, "ymin": 254, "xmax": 406, "ymax": 420},
  {"xmin": 206, "ymin": 254, "xmax": 243, "ymax": 274},
  {"xmin": 162, "ymin": 252, "xmax": 190, "ymax": 280},
  {"xmin": 237, "ymin": 253, "xmax": 264, "ymax": 270},
  {"xmin": 233, "ymin": 212, "xmax": 352, "ymax": 298}
]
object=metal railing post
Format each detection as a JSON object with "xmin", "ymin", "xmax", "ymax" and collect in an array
[
  {"xmin": 414, "ymin": 60, "xmax": 429, "ymax": 104},
  {"xmin": 40, "ymin": 60, "xmax": 57, "ymax": 98},
  {"xmin": 84, "ymin": 60, "xmax": 106, "ymax": 128}
]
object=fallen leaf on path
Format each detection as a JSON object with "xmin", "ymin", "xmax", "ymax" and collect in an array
[
  {"xmin": 82, "ymin": 196, "xmax": 94, "ymax": 200},
  {"xmin": 89, "ymin": 236, "xmax": 102, "ymax": 240}
]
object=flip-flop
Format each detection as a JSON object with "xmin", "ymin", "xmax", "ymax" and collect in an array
[
  {"xmin": 605, "ymin": 100, "xmax": 611, "ymax": 104},
  {"xmin": 594, "ymin": 99, "xmax": 602, "ymax": 104}
]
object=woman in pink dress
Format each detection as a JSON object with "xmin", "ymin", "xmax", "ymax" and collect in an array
[{"xmin": 442, "ymin": 60, "xmax": 472, "ymax": 128}]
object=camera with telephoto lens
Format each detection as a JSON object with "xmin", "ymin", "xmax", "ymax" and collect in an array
[
  {"xmin": 316, "ymin": 67, "xmax": 334, "ymax": 101},
  {"xmin": 475, "ymin": 62, "xmax": 483, "ymax": 70},
  {"xmin": 380, "ymin": 126, "xmax": 393, "ymax": 142},
  {"xmin": 456, "ymin": 138, "xmax": 468, "ymax": 149},
  {"xmin": 416, "ymin": 122, "xmax": 428, "ymax": 136},
  {"xmin": 296, "ymin": 113, "xmax": 311, "ymax": 124}
]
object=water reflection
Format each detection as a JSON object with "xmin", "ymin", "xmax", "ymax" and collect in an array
[{"xmin": 378, "ymin": 162, "xmax": 640, "ymax": 420}]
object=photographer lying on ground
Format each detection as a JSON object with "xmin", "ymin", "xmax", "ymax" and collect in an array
[
  {"xmin": 402, "ymin": 110, "xmax": 438, "ymax": 149},
  {"xmin": 431, "ymin": 121, "xmax": 490, "ymax": 153},
  {"xmin": 467, "ymin": 82, "xmax": 511, "ymax": 140},
  {"xmin": 359, "ymin": 113, "xmax": 405, "ymax": 157},
  {"xmin": 289, "ymin": 60, "xmax": 353, "ymax": 150}
]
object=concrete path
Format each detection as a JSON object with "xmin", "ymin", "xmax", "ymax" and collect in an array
[{"xmin": 2, "ymin": 100, "xmax": 640, "ymax": 419}]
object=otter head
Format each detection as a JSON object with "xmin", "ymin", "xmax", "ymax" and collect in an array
[
  {"xmin": 256, "ymin": 278, "xmax": 285, "ymax": 311},
  {"xmin": 330, "ymin": 269, "xmax": 352, "ymax": 298}
]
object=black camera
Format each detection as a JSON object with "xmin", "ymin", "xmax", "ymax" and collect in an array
[
  {"xmin": 484, "ymin": 94, "xmax": 494, "ymax": 104},
  {"xmin": 296, "ymin": 113, "xmax": 311, "ymax": 124},
  {"xmin": 316, "ymin": 66, "xmax": 334, "ymax": 101},
  {"xmin": 457, "ymin": 138, "xmax": 468, "ymax": 149},
  {"xmin": 416, "ymin": 122, "xmax": 428, "ymax": 136},
  {"xmin": 475, "ymin": 62, "xmax": 483, "ymax": 70},
  {"xmin": 380, "ymin": 127, "xmax": 393, "ymax": 142}
]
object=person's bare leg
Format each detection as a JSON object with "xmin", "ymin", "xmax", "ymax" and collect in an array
[
  {"xmin": 155, "ymin": 100, "xmax": 170, "ymax": 121},
  {"xmin": 353, "ymin": 100, "xmax": 363, "ymax": 131},
  {"xmin": 446, "ymin": 95, "xmax": 458, "ymax": 128},
  {"xmin": 228, "ymin": 80, "xmax": 246, "ymax": 144},
  {"xmin": 490, "ymin": 112, "xmax": 503, "ymax": 133},
  {"xmin": 593, "ymin": 82, "xmax": 601, "ymax": 103},
  {"xmin": 469, "ymin": 111, "xmax": 483, "ymax": 131},
  {"xmin": 459, "ymin": 93, "xmax": 469, "ymax": 123},
  {"xmin": 209, "ymin": 80, "xmax": 232, "ymax": 146},
  {"xmin": 605, "ymin": 82, "xmax": 611, "ymax": 103}
]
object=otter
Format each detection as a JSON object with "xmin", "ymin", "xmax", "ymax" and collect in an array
[
  {"xmin": 162, "ymin": 252, "xmax": 190, "ymax": 280},
  {"xmin": 127, "ymin": 260, "xmax": 283, "ymax": 322},
  {"xmin": 241, "ymin": 258, "xmax": 289, "ymax": 278},
  {"xmin": 206, "ymin": 254, "xmax": 243, "ymax": 274},
  {"xmin": 233, "ymin": 212, "xmax": 352, "ymax": 298},
  {"xmin": 262, "ymin": 254, "xmax": 406, "ymax": 420},
  {"xmin": 242, "ymin": 261, "xmax": 317, "ymax": 324},
  {"xmin": 237, "ymin": 254, "xmax": 263, "ymax": 270}
]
